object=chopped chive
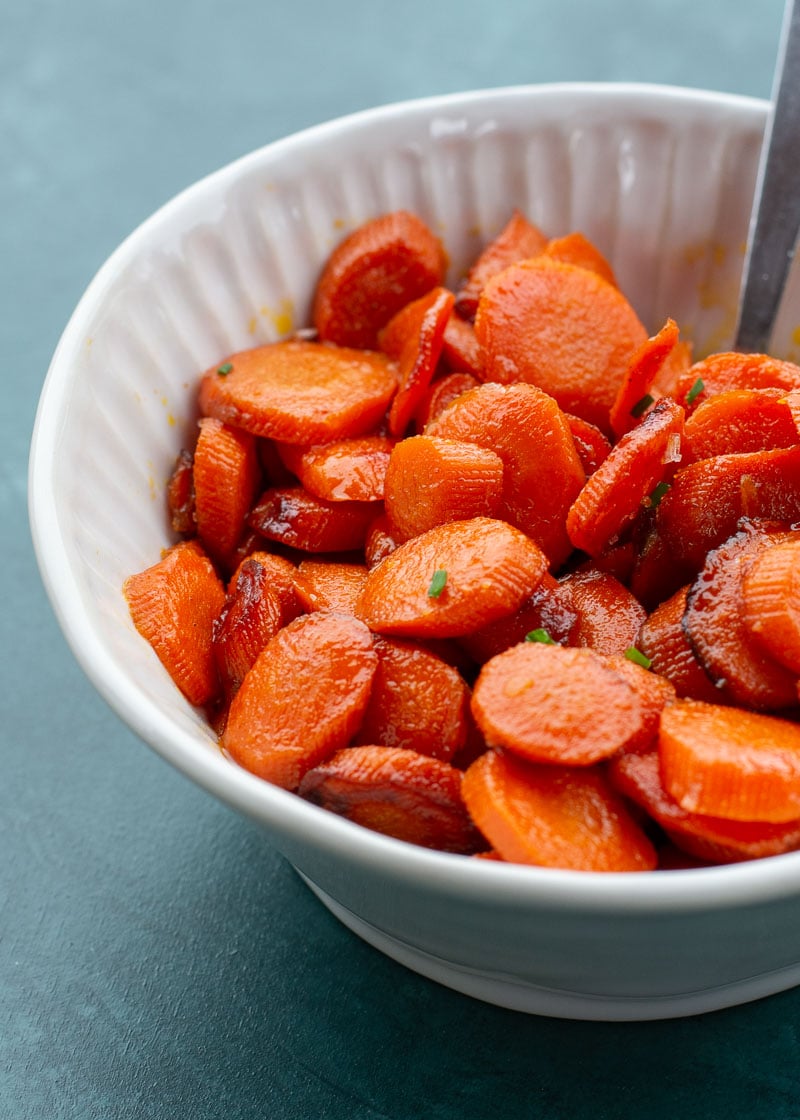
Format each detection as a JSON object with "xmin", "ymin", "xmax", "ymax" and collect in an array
[
  {"xmin": 685, "ymin": 377, "xmax": 705, "ymax": 405},
  {"xmin": 427, "ymin": 569, "xmax": 447, "ymax": 598},
  {"xmin": 630, "ymin": 393, "xmax": 655, "ymax": 419},
  {"xmin": 525, "ymin": 628, "xmax": 557, "ymax": 645},
  {"xmin": 217, "ymin": 362, "xmax": 233, "ymax": 376},
  {"xmin": 648, "ymin": 481, "xmax": 671, "ymax": 508},
  {"xmin": 624, "ymin": 647, "xmax": 652, "ymax": 669}
]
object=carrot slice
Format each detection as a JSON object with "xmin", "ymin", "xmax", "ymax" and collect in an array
[
  {"xmin": 276, "ymin": 435, "xmax": 394, "ymax": 502},
  {"xmin": 199, "ymin": 340, "xmax": 397, "ymax": 444},
  {"xmin": 741, "ymin": 538, "xmax": 800, "ymax": 674},
  {"xmin": 227, "ymin": 550, "xmax": 301, "ymax": 617},
  {"xmin": 124, "ymin": 541, "xmax": 226, "ymax": 706},
  {"xmin": 298, "ymin": 746, "xmax": 480, "ymax": 853},
  {"xmin": 559, "ymin": 566, "xmax": 647, "ymax": 655},
  {"xmin": 682, "ymin": 388, "xmax": 797, "ymax": 461},
  {"xmin": 356, "ymin": 516, "xmax": 549, "ymax": 639},
  {"xmin": 166, "ymin": 448, "xmax": 196, "ymax": 535},
  {"xmin": 381, "ymin": 287, "xmax": 454, "ymax": 437},
  {"xmin": 609, "ymin": 318, "xmax": 680, "ymax": 438},
  {"xmin": 440, "ymin": 315, "xmax": 485, "ymax": 377},
  {"xmin": 474, "ymin": 258, "xmax": 648, "ymax": 434},
  {"xmin": 636, "ymin": 585, "xmax": 725, "ymax": 703},
  {"xmin": 364, "ymin": 512, "xmax": 399, "ymax": 568},
  {"xmin": 354, "ymin": 637, "xmax": 470, "ymax": 761},
  {"xmin": 683, "ymin": 523, "xmax": 798, "ymax": 710},
  {"xmin": 659, "ymin": 699, "xmax": 800, "ymax": 823},
  {"xmin": 461, "ymin": 750, "xmax": 657, "ymax": 871},
  {"xmin": 293, "ymin": 559, "xmax": 369, "ymax": 614},
  {"xmin": 542, "ymin": 232, "xmax": 617, "ymax": 287},
  {"xmin": 628, "ymin": 517, "xmax": 694, "ymax": 610},
  {"xmin": 454, "ymin": 209, "xmax": 548, "ymax": 321},
  {"xmin": 609, "ymin": 751, "xmax": 800, "ymax": 862},
  {"xmin": 222, "ymin": 611, "xmax": 377, "ymax": 790},
  {"xmin": 471, "ymin": 643, "xmax": 645, "ymax": 766},
  {"xmin": 566, "ymin": 397, "xmax": 685, "ymax": 557},
  {"xmin": 248, "ymin": 486, "xmax": 375, "ymax": 553},
  {"xmin": 383, "ymin": 435, "xmax": 504, "ymax": 542},
  {"xmin": 460, "ymin": 572, "xmax": 578, "ymax": 664},
  {"xmin": 656, "ymin": 446, "xmax": 800, "ymax": 569},
  {"xmin": 193, "ymin": 417, "xmax": 261, "ymax": 566},
  {"xmin": 565, "ymin": 414, "xmax": 612, "ymax": 475},
  {"xmin": 213, "ymin": 557, "xmax": 288, "ymax": 701},
  {"xmin": 414, "ymin": 371, "xmax": 481, "ymax": 430},
  {"xmin": 599, "ymin": 653, "xmax": 676, "ymax": 755},
  {"xmin": 675, "ymin": 351, "xmax": 800, "ymax": 410},
  {"xmin": 312, "ymin": 210, "xmax": 447, "ymax": 349},
  {"xmin": 425, "ymin": 382, "xmax": 585, "ymax": 568}
]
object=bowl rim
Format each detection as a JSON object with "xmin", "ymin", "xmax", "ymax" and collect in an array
[{"xmin": 30, "ymin": 80, "xmax": 800, "ymax": 915}]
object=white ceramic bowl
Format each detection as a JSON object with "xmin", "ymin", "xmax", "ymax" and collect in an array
[{"xmin": 29, "ymin": 83, "xmax": 800, "ymax": 1021}]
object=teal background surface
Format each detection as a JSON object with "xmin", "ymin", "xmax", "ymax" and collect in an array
[{"xmin": 4, "ymin": 0, "xmax": 800, "ymax": 1116}]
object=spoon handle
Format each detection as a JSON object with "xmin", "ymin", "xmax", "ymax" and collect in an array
[{"xmin": 735, "ymin": 0, "xmax": 800, "ymax": 353}]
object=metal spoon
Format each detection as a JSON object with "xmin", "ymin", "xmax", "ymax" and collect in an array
[{"xmin": 735, "ymin": 0, "xmax": 800, "ymax": 352}]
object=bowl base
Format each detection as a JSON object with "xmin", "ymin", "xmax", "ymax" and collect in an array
[{"xmin": 298, "ymin": 872, "xmax": 800, "ymax": 1021}]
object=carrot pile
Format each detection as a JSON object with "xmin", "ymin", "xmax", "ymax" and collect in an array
[{"xmin": 125, "ymin": 207, "xmax": 800, "ymax": 873}]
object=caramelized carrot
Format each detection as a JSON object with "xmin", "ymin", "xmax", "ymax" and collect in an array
[
  {"xmin": 227, "ymin": 550, "xmax": 301, "ymax": 619},
  {"xmin": 471, "ymin": 643, "xmax": 645, "ymax": 765},
  {"xmin": 222, "ymin": 611, "xmax": 377, "ymax": 790},
  {"xmin": 440, "ymin": 315, "xmax": 485, "ymax": 377},
  {"xmin": 609, "ymin": 318, "xmax": 680, "ymax": 438},
  {"xmin": 382, "ymin": 287, "xmax": 454, "ymax": 437},
  {"xmin": 213, "ymin": 557, "xmax": 288, "ymax": 700},
  {"xmin": 293, "ymin": 559, "xmax": 369, "ymax": 614},
  {"xmin": 600, "ymin": 652, "xmax": 676, "ymax": 754},
  {"xmin": 460, "ymin": 572, "xmax": 578, "ymax": 664},
  {"xmin": 682, "ymin": 388, "xmax": 797, "ymax": 460},
  {"xmin": 383, "ymin": 435, "xmax": 504, "ymax": 542},
  {"xmin": 124, "ymin": 541, "xmax": 226, "ymax": 706},
  {"xmin": 676, "ymin": 351, "xmax": 800, "ymax": 410},
  {"xmin": 354, "ymin": 637, "xmax": 470, "ymax": 761},
  {"xmin": 636, "ymin": 585, "xmax": 725, "ymax": 703},
  {"xmin": 312, "ymin": 210, "xmax": 447, "ymax": 349},
  {"xmin": 454, "ymin": 209, "xmax": 548, "ymax": 321},
  {"xmin": 542, "ymin": 231, "xmax": 617, "ymax": 287},
  {"xmin": 565, "ymin": 414, "xmax": 612, "ymax": 475},
  {"xmin": 356, "ymin": 516, "xmax": 549, "ymax": 639},
  {"xmin": 474, "ymin": 258, "xmax": 648, "ymax": 433},
  {"xmin": 414, "ymin": 371, "xmax": 480, "ymax": 429},
  {"xmin": 425, "ymin": 382, "xmax": 585, "ymax": 568},
  {"xmin": 298, "ymin": 746, "xmax": 481, "ymax": 853},
  {"xmin": 199, "ymin": 340, "xmax": 397, "ymax": 444},
  {"xmin": 566, "ymin": 397, "xmax": 685, "ymax": 558},
  {"xmin": 741, "ymin": 538, "xmax": 800, "ymax": 674},
  {"xmin": 248, "ymin": 486, "xmax": 375, "ymax": 553},
  {"xmin": 559, "ymin": 566, "xmax": 647, "ymax": 655},
  {"xmin": 461, "ymin": 750, "xmax": 657, "ymax": 871},
  {"xmin": 166, "ymin": 448, "xmax": 196, "ymax": 535},
  {"xmin": 276, "ymin": 435, "xmax": 393, "ymax": 502},
  {"xmin": 193, "ymin": 417, "xmax": 261, "ymax": 566},
  {"xmin": 364, "ymin": 512, "xmax": 399, "ymax": 568},
  {"xmin": 659, "ymin": 699, "xmax": 800, "ymax": 823}
]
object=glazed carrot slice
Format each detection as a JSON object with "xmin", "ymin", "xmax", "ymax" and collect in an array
[
  {"xmin": 628, "ymin": 517, "xmax": 694, "ymax": 610},
  {"xmin": 471, "ymin": 643, "xmax": 645, "ymax": 766},
  {"xmin": 682, "ymin": 388, "xmax": 797, "ymax": 461},
  {"xmin": 353, "ymin": 637, "xmax": 470, "ymax": 761},
  {"xmin": 460, "ymin": 572, "xmax": 578, "ymax": 664},
  {"xmin": 656, "ymin": 446, "xmax": 800, "ymax": 569},
  {"xmin": 222, "ymin": 611, "xmax": 377, "ymax": 790},
  {"xmin": 248, "ymin": 486, "xmax": 375, "ymax": 553},
  {"xmin": 312, "ymin": 210, "xmax": 447, "ymax": 349},
  {"xmin": 566, "ymin": 397, "xmax": 685, "ymax": 557},
  {"xmin": 609, "ymin": 751, "xmax": 800, "ymax": 863},
  {"xmin": 559, "ymin": 566, "xmax": 647, "ymax": 655},
  {"xmin": 683, "ymin": 523, "xmax": 798, "ymax": 710},
  {"xmin": 608, "ymin": 318, "xmax": 680, "ymax": 438},
  {"xmin": 414, "ymin": 371, "xmax": 481, "ymax": 429},
  {"xmin": 226, "ymin": 550, "xmax": 301, "ymax": 619},
  {"xmin": 166, "ymin": 448, "xmax": 196, "ymax": 535},
  {"xmin": 199, "ymin": 340, "xmax": 397, "ymax": 444},
  {"xmin": 356, "ymin": 516, "xmax": 549, "ymax": 639},
  {"xmin": 454, "ymin": 209, "xmax": 548, "ymax": 321},
  {"xmin": 461, "ymin": 750, "xmax": 657, "ymax": 871},
  {"xmin": 474, "ymin": 258, "xmax": 648, "ymax": 433},
  {"xmin": 636, "ymin": 585, "xmax": 725, "ymax": 703},
  {"xmin": 364, "ymin": 512, "xmax": 399, "ymax": 568},
  {"xmin": 741, "ymin": 538, "xmax": 800, "ymax": 674},
  {"xmin": 193, "ymin": 417, "xmax": 261, "ymax": 566},
  {"xmin": 652, "ymin": 337, "xmax": 693, "ymax": 397},
  {"xmin": 675, "ymin": 351, "xmax": 800, "ymax": 410},
  {"xmin": 425, "ymin": 382, "xmax": 585, "ymax": 568},
  {"xmin": 293, "ymin": 559, "xmax": 369, "ymax": 614},
  {"xmin": 659, "ymin": 699, "xmax": 800, "ymax": 823},
  {"xmin": 542, "ymin": 232, "xmax": 617, "ymax": 287},
  {"xmin": 276, "ymin": 435, "xmax": 393, "ymax": 502},
  {"xmin": 298, "ymin": 746, "xmax": 480, "ymax": 853},
  {"xmin": 565, "ymin": 414, "xmax": 612, "ymax": 476},
  {"xmin": 124, "ymin": 541, "xmax": 226, "ymax": 707},
  {"xmin": 381, "ymin": 287, "xmax": 454, "ymax": 437},
  {"xmin": 383, "ymin": 435, "xmax": 504, "ymax": 542},
  {"xmin": 213, "ymin": 557, "xmax": 288, "ymax": 701},
  {"xmin": 440, "ymin": 315, "xmax": 485, "ymax": 377},
  {"xmin": 598, "ymin": 652, "xmax": 676, "ymax": 755}
]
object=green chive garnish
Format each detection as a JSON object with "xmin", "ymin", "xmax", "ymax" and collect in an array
[
  {"xmin": 217, "ymin": 362, "xmax": 233, "ymax": 376},
  {"xmin": 686, "ymin": 377, "xmax": 705, "ymax": 405},
  {"xmin": 648, "ymin": 481, "xmax": 670, "ymax": 508},
  {"xmin": 630, "ymin": 393, "xmax": 655, "ymax": 419},
  {"xmin": 624, "ymin": 647, "xmax": 652, "ymax": 669},
  {"xmin": 427, "ymin": 569, "xmax": 447, "ymax": 598},
  {"xmin": 525, "ymin": 628, "xmax": 557, "ymax": 645}
]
